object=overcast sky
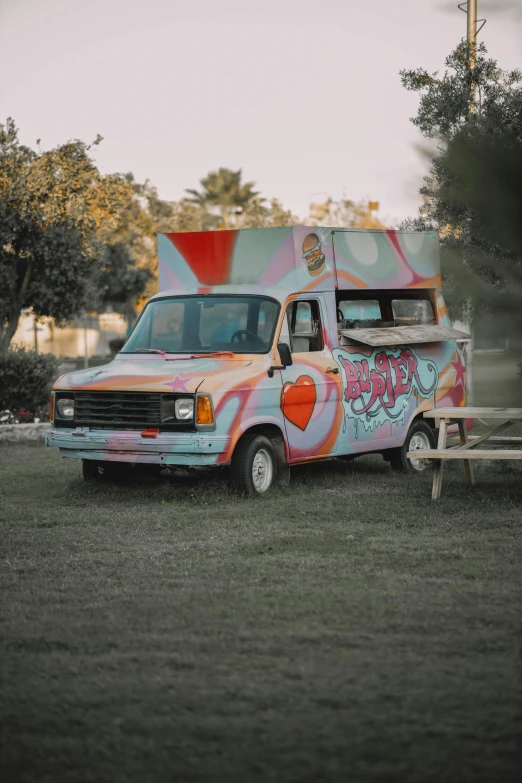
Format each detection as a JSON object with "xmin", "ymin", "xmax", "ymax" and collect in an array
[{"xmin": 0, "ymin": 0, "xmax": 520, "ymax": 224}]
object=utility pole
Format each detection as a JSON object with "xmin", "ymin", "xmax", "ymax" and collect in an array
[
  {"xmin": 458, "ymin": 1, "xmax": 486, "ymax": 404},
  {"xmin": 459, "ymin": 0, "xmax": 486, "ymax": 112},
  {"xmin": 467, "ymin": 0, "xmax": 477, "ymax": 62},
  {"xmin": 467, "ymin": 0, "xmax": 477, "ymax": 111},
  {"xmin": 467, "ymin": 0, "xmax": 476, "ymax": 401}
]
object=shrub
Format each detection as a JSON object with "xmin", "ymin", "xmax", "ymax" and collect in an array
[{"xmin": 0, "ymin": 346, "xmax": 60, "ymax": 420}]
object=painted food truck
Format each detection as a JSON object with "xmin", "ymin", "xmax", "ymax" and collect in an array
[{"xmin": 46, "ymin": 227, "xmax": 469, "ymax": 495}]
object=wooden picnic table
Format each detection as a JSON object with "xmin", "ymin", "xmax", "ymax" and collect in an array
[{"xmin": 407, "ymin": 407, "xmax": 522, "ymax": 500}]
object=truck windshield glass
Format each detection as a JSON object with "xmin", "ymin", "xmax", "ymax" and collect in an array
[{"xmin": 123, "ymin": 296, "xmax": 280, "ymax": 355}]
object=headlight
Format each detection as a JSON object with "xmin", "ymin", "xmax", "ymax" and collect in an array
[
  {"xmin": 161, "ymin": 396, "xmax": 195, "ymax": 422},
  {"xmin": 57, "ymin": 398, "xmax": 74, "ymax": 418},
  {"xmin": 175, "ymin": 398, "xmax": 194, "ymax": 420}
]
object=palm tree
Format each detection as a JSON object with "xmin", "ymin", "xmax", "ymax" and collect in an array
[{"xmin": 185, "ymin": 168, "xmax": 267, "ymax": 229}]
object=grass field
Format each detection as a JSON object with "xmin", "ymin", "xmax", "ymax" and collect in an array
[
  {"xmin": 1, "ymin": 439, "xmax": 521, "ymax": 783},
  {"xmin": 1, "ymin": 352, "xmax": 521, "ymax": 782}
]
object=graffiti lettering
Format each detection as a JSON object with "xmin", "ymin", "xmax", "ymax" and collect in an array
[{"xmin": 333, "ymin": 346, "xmax": 438, "ymax": 432}]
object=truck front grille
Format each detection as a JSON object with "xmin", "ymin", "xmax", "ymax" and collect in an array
[{"xmin": 74, "ymin": 391, "xmax": 162, "ymax": 429}]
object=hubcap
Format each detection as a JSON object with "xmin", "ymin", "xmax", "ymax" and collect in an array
[
  {"xmin": 408, "ymin": 431, "xmax": 431, "ymax": 471},
  {"xmin": 252, "ymin": 448, "xmax": 273, "ymax": 493}
]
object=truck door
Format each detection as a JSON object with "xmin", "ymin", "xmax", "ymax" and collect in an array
[{"xmin": 278, "ymin": 297, "xmax": 342, "ymax": 461}]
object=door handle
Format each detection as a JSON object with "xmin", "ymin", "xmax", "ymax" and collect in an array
[{"xmin": 326, "ymin": 367, "xmax": 339, "ymax": 374}]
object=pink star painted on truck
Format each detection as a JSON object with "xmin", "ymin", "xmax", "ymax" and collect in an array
[
  {"xmin": 165, "ymin": 375, "xmax": 190, "ymax": 392},
  {"xmin": 451, "ymin": 352, "xmax": 466, "ymax": 387}
]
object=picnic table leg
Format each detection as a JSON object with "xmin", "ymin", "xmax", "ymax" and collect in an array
[
  {"xmin": 432, "ymin": 418, "xmax": 448, "ymax": 500},
  {"xmin": 458, "ymin": 419, "xmax": 475, "ymax": 487}
]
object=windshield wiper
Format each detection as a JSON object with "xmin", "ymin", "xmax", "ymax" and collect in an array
[
  {"xmin": 191, "ymin": 351, "xmax": 235, "ymax": 358},
  {"xmin": 165, "ymin": 351, "xmax": 236, "ymax": 361},
  {"xmin": 131, "ymin": 349, "xmax": 237, "ymax": 360}
]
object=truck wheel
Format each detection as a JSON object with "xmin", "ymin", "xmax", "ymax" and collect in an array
[
  {"xmin": 389, "ymin": 419, "xmax": 435, "ymax": 474},
  {"xmin": 231, "ymin": 434, "xmax": 277, "ymax": 496}
]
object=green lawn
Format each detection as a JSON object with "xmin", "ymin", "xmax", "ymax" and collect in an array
[{"xmin": 1, "ymin": 442, "xmax": 521, "ymax": 783}]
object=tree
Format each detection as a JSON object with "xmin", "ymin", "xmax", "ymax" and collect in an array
[
  {"xmin": 185, "ymin": 167, "xmax": 267, "ymax": 229},
  {"xmin": 94, "ymin": 174, "xmax": 159, "ymax": 324},
  {"xmin": 400, "ymin": 41, "xmax": 522, "ymax": 331},
  {"xmin": 95, "ymin": 243, "xmax": 153, "ymax": 327},
  {"xmin": 167, "ymin": 198, "xmax": 219, "ymax": 233},
  {"xmin": 0, "ymin": 118, "xmax": 131, "ymax": 353},
  {"xmin": 133, "ymin": 177, "xmax": 177, "ymax": 233},
  {"xmin": 308, "ymin": 197, "xmax": 386, "ymax": 229},
  {"xmin": 434, "ymin": 130, "xmax": 522, "ymax": 330},
  {"xmin": 95, "ymin": 171, "xmax": 299, "ymax": 322},
  {"xmin": 236, "ymin": 197, "xmax": 298, "ymax": 229},
  {"xmin": 401, "ymin": 41, "xmax": 521, "ymax": 141}
]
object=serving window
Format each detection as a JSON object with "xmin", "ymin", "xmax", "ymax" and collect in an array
[
  {"xmin": 391, "ymin": 298, "xmax": 435, "ymax": 326},
  {"xmin": 338, "ymin": 299, "xmax": 381, "ymax": 325},
  {"xmin": 337, "ymin": 290, "xmax": 436, "ymax": 331}
]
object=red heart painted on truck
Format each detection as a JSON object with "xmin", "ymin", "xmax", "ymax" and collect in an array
[{"xmin": 281, "ymin": 375, "xmax": 317, "ymax": 431}]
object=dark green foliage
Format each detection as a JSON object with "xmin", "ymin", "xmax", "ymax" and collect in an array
[
  {"xmin": 400, "ymin": 41, "xmax": 522, "ymax": 332},
  {"xmin": 94, "ymin": 242, "xmax": 152, "ymax": 324},
  {"xmin": 401, "ymin": 41, "xmax": 521, "ymax": 141},
  {"xmin": 99, "ymin": 173, "xmax": 163, "ymax": 310},
  {"xmin": 0, "ymin": 344, "xmax": 59, "ymax": 413},
  {"xmin": 439, "ymin": 130, "xmax": 522, "ymax": 335}
]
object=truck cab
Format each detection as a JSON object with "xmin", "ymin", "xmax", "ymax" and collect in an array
[{"xmin": 46, "ymin": 226, "xmax": 468, "ymax": 494}]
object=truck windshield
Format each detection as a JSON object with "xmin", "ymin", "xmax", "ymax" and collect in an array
[{"xmin": 123, "ymin": 295, "xmax": 280, "ymax": 355}]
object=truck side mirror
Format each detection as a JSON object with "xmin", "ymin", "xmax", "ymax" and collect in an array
[{"xmin": 278, "ymin": 342, "xmax": 292, "ymax": 367}]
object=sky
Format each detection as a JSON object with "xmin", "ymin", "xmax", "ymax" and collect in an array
[{"xmin": 0, "ymin": 0, "xmax": 520, "ymax": 224}]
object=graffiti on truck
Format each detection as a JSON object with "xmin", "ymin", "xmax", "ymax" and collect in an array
[{"xmin": 333, "ymin": 346, "xmax": 438, "ymax": 436}]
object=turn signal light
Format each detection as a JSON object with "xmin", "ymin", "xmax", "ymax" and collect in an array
[
  {"xmin": 49, "ymin": 394, "xmax": 55, "ymax": 423},
  {"xmin": 141, "ymin": 429, "xmax": 159, "ymax": 438},
  {"xmin": 196, "ymin": 396, "xmax": 214, "ymax": 425}
]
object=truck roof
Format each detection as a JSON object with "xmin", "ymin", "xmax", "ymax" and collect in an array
[
  {"xmin": 149, "ymin": 284, "xmax": 297, "ymax": 304},
  {"xmin": 157, "ymin": 226, "xmax": 441, "ymax": 295}
]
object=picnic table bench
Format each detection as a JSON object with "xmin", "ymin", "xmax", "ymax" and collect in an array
[{"xmin": 407, "ymin": 407, "xmax": 522, "ymax": 500}]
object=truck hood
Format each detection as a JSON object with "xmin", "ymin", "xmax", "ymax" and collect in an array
[{"xmin": 54, "ymin": 354, "xmax": 254, "ymax": 395}]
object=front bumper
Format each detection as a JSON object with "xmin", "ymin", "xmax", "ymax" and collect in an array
[{"xmin": 45, "ymin": 427, "xmax": 230, "ymax": 467}]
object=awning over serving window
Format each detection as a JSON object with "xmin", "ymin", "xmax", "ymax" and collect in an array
[{"xmin": 339, "ymin": 325, "xmax": 471, "ymax": 347}]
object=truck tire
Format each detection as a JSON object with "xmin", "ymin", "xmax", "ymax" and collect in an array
[
  {"xmin": 389, "ymin": 419, "xmax": 435, "ymax": 474},
  {"xmin": 231, "ymin": 434, "xmax": 277, "ymax": 496}
]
